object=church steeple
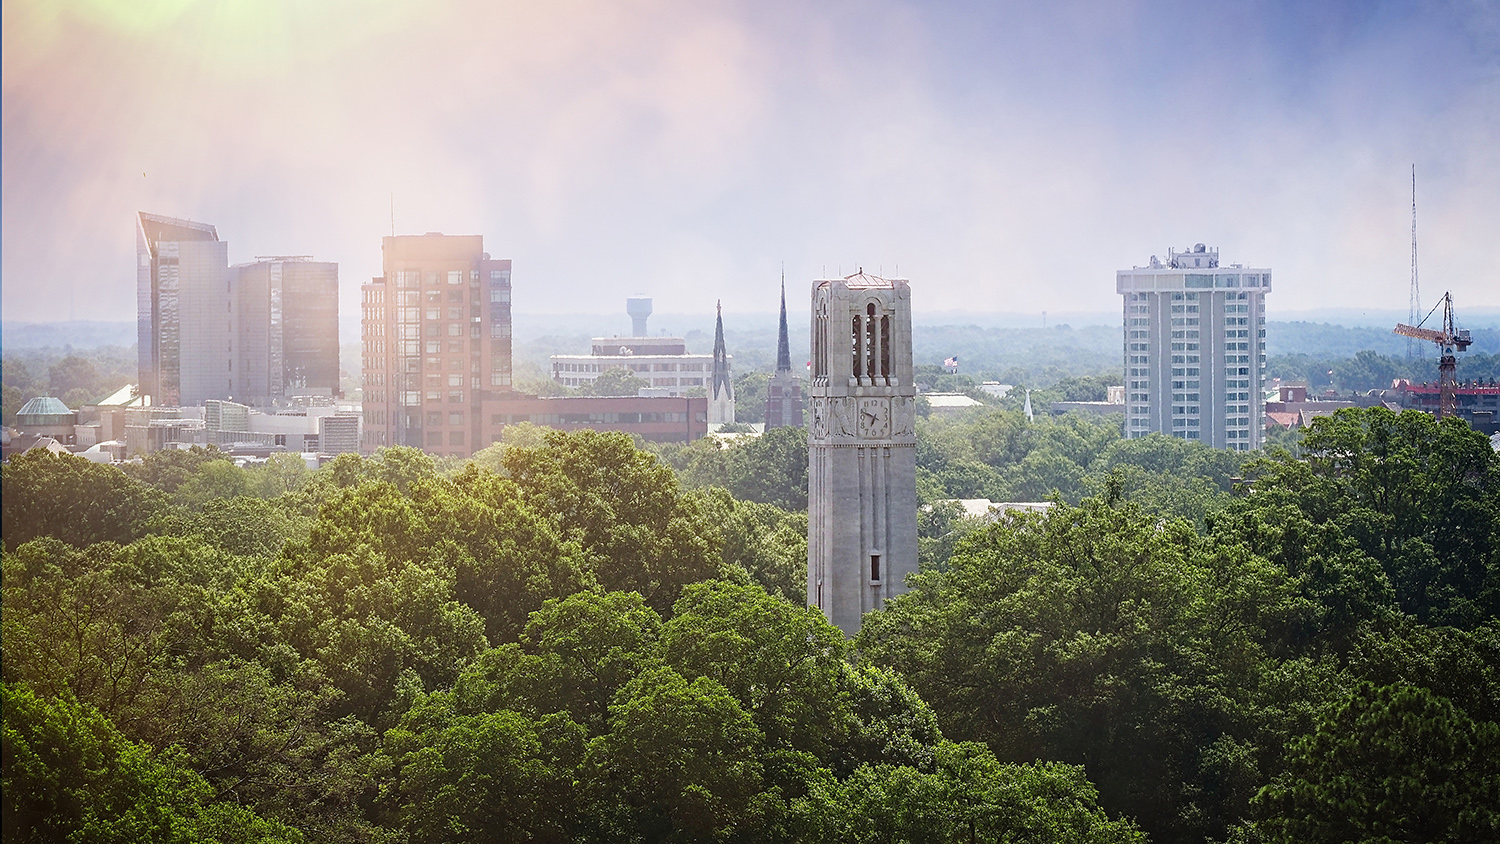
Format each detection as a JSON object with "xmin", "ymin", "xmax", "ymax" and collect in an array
[
  {"xmin": 764, "ymin": 272, "xmax": 804, "ymax": 431},
  {"xmin": 712, "ymin": 300, "xmax": 732, "ymax": 402},
  {"xmin": 776, "ymin": 272, "xmax": 792, "ymax": 373},
  {"xmin": 707, "ymin": 300, "xmax": 735, "ymax": 425}
]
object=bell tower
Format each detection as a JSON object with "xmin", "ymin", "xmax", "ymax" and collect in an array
[{"xmin": 807, "ymin": 272, "xmax": 917, "ymax": 635}]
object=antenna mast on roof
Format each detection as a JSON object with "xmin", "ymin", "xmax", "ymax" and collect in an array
[{"xmin": 1408, "ymin": 165, "xmax": 1420, "ymax": 360}]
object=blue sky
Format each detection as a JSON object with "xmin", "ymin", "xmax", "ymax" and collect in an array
[{"xmin": 3, "ymin": 0, "xmax": 1496, "ymax": 336}]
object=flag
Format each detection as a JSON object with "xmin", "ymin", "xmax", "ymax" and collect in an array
[{"xmin": 943, "ymin": 356, "xmax": 959, "ymax": 369}]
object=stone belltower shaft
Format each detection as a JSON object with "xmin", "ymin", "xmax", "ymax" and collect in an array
[{"xmin": 806, "ymin": 272, "xmax": 917, "ymax": 635}]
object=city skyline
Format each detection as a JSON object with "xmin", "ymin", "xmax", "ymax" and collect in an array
[{"xmin": 4, "ymin": 1, "xmax": 1498, "ymax": 328}]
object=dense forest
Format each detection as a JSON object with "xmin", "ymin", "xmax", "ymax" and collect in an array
[{"xmin": 5, "ymin": 405, "xmax": 1498, "ymax": 843}]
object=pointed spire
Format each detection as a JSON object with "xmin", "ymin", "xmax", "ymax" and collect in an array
[
  {"xmin": 776, "ymin": 269, "xmax": 792, "ymax": 373},
  {"xmin": 712, "ymin": 300, "xmax": 732, "ymax": 401}
]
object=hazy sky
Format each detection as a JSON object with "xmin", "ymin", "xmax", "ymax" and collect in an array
[{"xmin": 4, "ymin": 0, "xmax": 1497, "ymax": 335}]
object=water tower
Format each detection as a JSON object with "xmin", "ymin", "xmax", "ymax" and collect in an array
[{"xmin": 626, "ymin": 296, "xmax": 652, "ymax": 336}]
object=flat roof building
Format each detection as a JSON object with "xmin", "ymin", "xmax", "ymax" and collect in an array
[
  {"xmin": 233, "ymin": 257, "xmax": 340, "ymax": 404},
  {"xmin": 1117, "ymin": 244, "xmax": 1271, "ymax": 451},
  {"xmin": 137, "ymin": 213, "xmax": 339, "ymax": 408},
  {"xmin": 137, "ymin": 213, "xmax": 228, "ymax": 407},
  {"xmin": 549, "ymin": 299, "xmax": 730, "ymax": 399},
  {"xmin": 483, "ymin": 394, "xmax": 709, "ymax": 444},
  {"xmin": 360, "ymin": 232, "xmax": 513, "ymax": 457}
]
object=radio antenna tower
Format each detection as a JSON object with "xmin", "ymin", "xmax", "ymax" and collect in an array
[{"xmin": 1407, "ymin": 165, "xmax": 1421, "ymax": 360}]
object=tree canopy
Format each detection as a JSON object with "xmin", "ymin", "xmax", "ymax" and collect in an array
[{"xmin": 3, "ymin": 409, "xmax": 1496, "ymax": 843}]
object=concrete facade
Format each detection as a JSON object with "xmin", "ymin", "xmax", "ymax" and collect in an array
[
  {"xmin": 807, "ymin": 273, "xmax": 918, "ymax": 635},
  {"xmin": 1117, "ymin": 244, "xmax": 1271, "ymax": 451}
]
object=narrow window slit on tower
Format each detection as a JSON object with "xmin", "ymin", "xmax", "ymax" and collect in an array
[
  {"xmin": 880, "ymin": 315, "xmax": 890, "ymax": 378},
  {"xmin": 852, "ymin": 316, "xmax": 863, "ymax": 377},
  {"xmin": 870, "ymin": 554, "xmax": 881, "ymax": 582}
]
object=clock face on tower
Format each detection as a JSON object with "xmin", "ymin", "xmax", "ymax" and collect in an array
[{"xmin": 858, "ymin": 398, "xmax": 891, "ymax": 439}]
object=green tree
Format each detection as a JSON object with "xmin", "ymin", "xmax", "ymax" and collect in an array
[
  {"xmin": 733, "ymin": 372, "xmax": 769, "ymax": 424},
  {"xmin": 860, "ymin": 496, "xmax": 1307, "ymax": 844},
  {"xmin": 798, "ymin": 742, "xmax": 1145, "ymax": 844},
  {"xmin": 502, "ymin": 430, "xmax": 722, "ymax": 609},
  {"xmin": 691, "ymin": 488, "xmax": 807, "ymax": 602},
  {"xmin": 124, "ymin": 446, "xmax": 235, "ymax": 495},
  {"xmin": 585, "ymin": 367, "xmax": 649, "ymax": 397},
  {"xmin": 2, "ymin": 450, "xmax": 166, "ymax": 551},
  {"xmin": 661, "ymin": 581, "xmax": 850, "ymax": 758},
  {"xmin": 2, "ymin": 682, "xmax": 302, "ymax": 844},
  {"xmin": 390, "ymin": 709, "xmax": 581, "ymax": 844},
  {"xmin": 582, "ymin": 667, "xmax": 766, "ymax": 841},
  {"xmin": 47, "ymin": 354, "xmax": 100, "ymax": 399},
  {"xmin": 1253, "ymin": 683, "xmax": 1500, "ymax": 844},
  {"xmin": 724, "ymin": 425, "xmax": 808, "ymax": 511},
  {"xmin": 1219, "ymin": 407, "xmax": 1500, "ymax": 628},
  {"xmin": 251, "ymin": 452, "xmax": 311, "ymax": 497}
]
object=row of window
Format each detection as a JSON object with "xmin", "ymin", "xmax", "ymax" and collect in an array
[
  {"xmin": 555, "ymin": 361, "xmax": 708, "ymax": 373},
  {"xmin": 491, "ymin": 411, "xmax": 701, "ymax": 425},
  {"xmin": 555, "ymin": 376, "xmax": 704, "ymax": 387},
  {"xmin": 393, "ymin": 269, "xmax": 475, "ymax": 288}
]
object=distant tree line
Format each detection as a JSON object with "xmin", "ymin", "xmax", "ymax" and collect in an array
[
  {"xmin": 2, "ymin": 346, "xmax": 136, "ymax": 422},
  {"xmin": 1269, "ymin": 349, "xmax": 1500, "ymax": 392}
]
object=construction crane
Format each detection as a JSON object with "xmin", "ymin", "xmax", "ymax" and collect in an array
[{"xmin": 1394, "ymin": 292, "xmax": 1472, "ymax": 419}]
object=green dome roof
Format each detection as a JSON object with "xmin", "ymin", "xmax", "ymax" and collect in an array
[{"xmin": 17, "ymin": 396, "xmax": 72, "ymax": 416}]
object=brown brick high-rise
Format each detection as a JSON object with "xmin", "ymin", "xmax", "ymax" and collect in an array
[{"xmin": 361, "ymin": 233, "xmax": 512, "ymax": 456}]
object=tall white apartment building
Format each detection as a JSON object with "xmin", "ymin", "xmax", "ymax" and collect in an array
[{"xmin": 1116, "ymin": 244, "xmax": 1271, "ymax": 451}]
